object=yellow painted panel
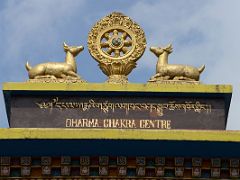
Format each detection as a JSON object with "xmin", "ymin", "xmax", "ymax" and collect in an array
[
  {"xmin": 2, "ymin": 82, "xmax": 232, "ymax": 93},
  {"xmin": 0, "ymin": 128, "xmax": 240, "ymax": 142}
]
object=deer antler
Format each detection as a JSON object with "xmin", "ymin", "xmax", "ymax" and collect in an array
[
  {"xmin": 164, "ymin": 44, "xmax": 173, "ymax": 54},
  {"xmin": 63, "ymin": 42, "xmax": 68, "ymax": 47},
  {"xmin": 63, "ymin": 42, "xmax": 69, "ymax": 52}
]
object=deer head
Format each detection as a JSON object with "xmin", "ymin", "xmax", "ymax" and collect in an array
[
  {"xmin": 150, "ymin": 44, "xmax": 173, "ymax": 57},
  {"xmin": 63, "ymin": 42, "xmax": 84, "ymax": 57}
]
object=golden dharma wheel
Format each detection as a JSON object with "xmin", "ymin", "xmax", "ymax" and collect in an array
[
  {"xmin": 88, "ymin": 12, "xmax": 146, "ymax": 63},
  {"xmin": 88, "ymin": 12, "xmax": 146, "ymax": 83}
]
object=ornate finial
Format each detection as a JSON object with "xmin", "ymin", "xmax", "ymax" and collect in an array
[
  {"xmin": 25, "ymin": 43, "xmax": 86, "ymax": 83},
  {"xmin": 88, "ymin": 12, "xmax": 146, "ymax": 84},
  {"xmin": 148, "ymin": 44, "xmax": 205, "ymax": 84}
]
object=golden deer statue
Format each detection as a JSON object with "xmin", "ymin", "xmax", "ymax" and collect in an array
[
  {"xmin": 25, "ymin": 42, "xmax": 84, "ymax": 80},
  {"xmin": 149, "ymin": 44, "xmax": 205, "ymax": 82}
]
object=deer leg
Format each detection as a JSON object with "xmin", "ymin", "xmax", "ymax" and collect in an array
[
  {"xmin": 34, "ymin": 75, "xmax": 57, "ymax": 79},
  {"xmin": 34, "ymin": 76, "xmax": 42, "ymax": 79},
  {"xmin": 173, "ymin": 76, "xmax": 196, "ymax": 81},
  {"xmin": 60, "ymin": 74, "xmax": 67, "ymax": 79},
  {"xmin": 65, "ymin": 71, "xmax": 80, "ymax": 79},
  {"xmin": 48, "ymin": 75, "xmax": 57, "ymax": 79},
  {"xmin": 155, "ymin": 75, "xmax": 170, "ymax": 80},
  {"xmin": 150, "ymin": 74, "xmax": 170, "ymax": 81}
]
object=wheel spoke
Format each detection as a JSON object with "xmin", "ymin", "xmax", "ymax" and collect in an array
[
  {"xmin": 104, "ymin": 33, "xmax": 110, "ymax": 39},
  {"xmin": 114, "ymin": 49, "xmax": 120, "ymax": 57},
  {"xmin": 113, "ymin": 29, "xmax": 118, "ymax": 36},
  {"xmin": 107, "ymin": 48, "xmax": 113, "ymax": 55},
  {"xmin": 124, "ymin": 40, "xmax": 132, "ymax": 47},
  {"xmin": 100, "ymin": 41, "xmax": 109, "ymax": 48},
  {"xmin": 122, "ymin": 32, "xmax": 127, "ymax": 39},
  {"xmin": 122, "ymin": 47, "xmax": 128, "ymax": 54}
]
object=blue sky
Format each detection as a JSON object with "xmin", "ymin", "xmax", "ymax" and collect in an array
[{"xmin": 0, "ymin": 0, "xmax": 240, "ymax": 129}]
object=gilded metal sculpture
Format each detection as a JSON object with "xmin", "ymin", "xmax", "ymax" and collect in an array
[
  {"xmin": 88, "ymin": 12, "xmax": 146, "ymax": 83},
  {"xmin": 148, "ymin": 44, "xmax": 205, "ymax": 83},
  {"xmin": 25, "ymin": 42, "xmax": 86, "ymax": 83}
]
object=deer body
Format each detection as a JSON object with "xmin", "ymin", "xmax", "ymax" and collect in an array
[
  {"xmin": 25, "ymin": 42, "xmax": 83, "ymax": 79},
  {"xmin": 150, "ymin": 44, "xmax": 205, "ymax": 81}
]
